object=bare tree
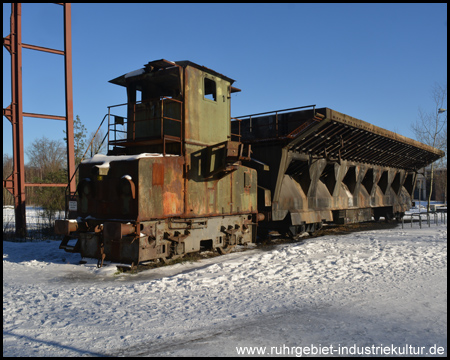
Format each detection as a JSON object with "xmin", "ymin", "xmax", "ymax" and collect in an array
[
  {"xmin": 63, "ymin": 115, "xmax": 87, "ymax": 166},
  {"xmin": 88, "ymin": 128, "xmax": 107, "ymax": 158},
  {"xmin": 25, "ymin": 136, "xmax": 67, "ymax": 221},
  {"xmin": 26, "ymin": 136, "xmax": 66, "ymax": 179},
  {"xmin": 411, "ymin": 82, "xmax": 447, "ymax": 210},
  {"xmin": 3, "ymin": 154, "xmax": 14, "ymax": 206}
]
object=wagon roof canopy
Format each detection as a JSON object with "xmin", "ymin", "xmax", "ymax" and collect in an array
[{"xmin": 234, "ymin": 107, "xmax": 445, "ymax": 171}]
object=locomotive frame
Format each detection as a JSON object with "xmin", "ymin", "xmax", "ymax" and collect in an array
[{"xmin": 55, "ymin": 59, "xmax": 444, "ymax": 266}]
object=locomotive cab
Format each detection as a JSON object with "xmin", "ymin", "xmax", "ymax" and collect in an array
[{"xmin": 108, "ymin": 60, "xmax": 184, "ymax": 156}]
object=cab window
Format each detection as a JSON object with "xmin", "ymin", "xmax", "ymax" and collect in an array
[{"xmin": 204, "ymin": 77, "xmax": 216, "ymax": 101}]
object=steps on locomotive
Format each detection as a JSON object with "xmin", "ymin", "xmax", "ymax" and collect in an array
[{"xmin": 59, "ymin": 236, "xmax": 80, "ymax": 253}]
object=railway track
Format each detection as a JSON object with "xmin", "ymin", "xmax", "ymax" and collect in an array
[{"xmin": 116, "ymin": 220, "xmax": 400, "ymax": 273}]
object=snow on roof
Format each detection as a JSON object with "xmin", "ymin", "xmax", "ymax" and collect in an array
[
  {"xmin": 82, "ymin": 153, "xmax": 178, "ymax": 172},
  {"xmin": 124, "ymin": 68, "xmax": 145, "ymax": 79},
  {"xmin": 83, "ymin": 153, "xmax": 173, "ymax": 165}
]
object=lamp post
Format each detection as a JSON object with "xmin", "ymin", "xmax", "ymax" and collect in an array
[
  {"xmin": 426, "ymin": 108, "xmax": 447, "ymax": 212},
  {"xmin": 437, "ymin": 108, "xmax": 446, "ymax": 206}
]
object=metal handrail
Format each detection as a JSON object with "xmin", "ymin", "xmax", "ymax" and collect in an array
[
  {"xmin": 230, "ymin": 117, "xmax": 242, "ymax": 141},
  {"xmin": 233, "ymin": 104, "xmax": 316, "ymax": 119},
  {"xmin": 107, "ymin": 97, "xmax": 183, "ymax": 151},
  {"xmin": 232, "ymin": 105, "xmax": 316, "ymax": 137}
]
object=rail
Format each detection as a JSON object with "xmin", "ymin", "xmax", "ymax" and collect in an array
[
  {"xmin": 231, "ymin": 104, "xmax": 316, "ymax": 138},
  {"xmin": 233, "ymin": 105, "xmax": 317, "ymax": 120},
  {"xmin": 230, "ymin": 117, "xmax": 242, "ymax": 142}
]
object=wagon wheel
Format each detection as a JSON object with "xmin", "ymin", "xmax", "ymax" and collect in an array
[
  {"xmin": 307, "ymin": 222, "xmax": 323, "ymax": 236},
  {"xmin": 384, "ymin": 212, "xmax": 393, "ymax": 223},
  {"xmin": 217, "ymin": 244, "xmax": 236, "ymax": 255},
  {"xmin": 395, "ymin": 212, "xmax": 404, "ymax": 222}
]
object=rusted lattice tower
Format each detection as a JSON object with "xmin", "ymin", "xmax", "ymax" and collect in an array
[{"xmin": 3, "ymin": 3, "xmax": 76, "ymax": 237}]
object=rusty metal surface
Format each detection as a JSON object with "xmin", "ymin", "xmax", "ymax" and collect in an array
[
  {"xmin": 77, "ymin": 150, "xmax": 256, "ymax": 222},
  {"xmin": 3, "ymin": 3, "xmax": 26, "ymax": 236},
  {"xmin": 248, "ymin": 137, "xmax": 417, "ymax": 232},
  {"xmin": 67, "ymin": 213, "xmax": 256, "ymax": 264},
  {"xmin": 186, "ymin": 144, "xmax": 257, "ymax": 218},
  {"xmin": 55, "ymin": 219, "xmax": 78, "ymax": 235},
  {"xmin": 138, "ymin": 156, "xmax": 185, "ymax": 219},
  {"xmin": 77, "ymin": 156, "xmax": 140, "ymax": 220},
  {"xmin": 63, "ymin": 3, "xmax": 77, "ymax": 197}
]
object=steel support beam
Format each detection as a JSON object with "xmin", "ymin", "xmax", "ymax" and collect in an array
[
  {"xmin": 5, "ymin": 3, "xmax": 26, "ymax": 236},
  {"xmin": 63, "ymin": 3, "xmax": 77, "ymax": 197},
  {"xmin": 3, "ymin": 3, "xmax": 77, "ymax": 236}
]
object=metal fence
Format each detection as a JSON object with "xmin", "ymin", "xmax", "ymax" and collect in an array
[
  {"xmin": 3, "ymin": 206, "xmax": 64, "ymax": 241},
  {"xmin": 401, "ymin": 209, "xmax": 447, "ymax": 229}
]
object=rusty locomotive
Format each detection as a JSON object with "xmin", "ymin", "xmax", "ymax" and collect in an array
[{"xmin": 55, "ymin": 59, "xmax": 444, "ymax": 266}]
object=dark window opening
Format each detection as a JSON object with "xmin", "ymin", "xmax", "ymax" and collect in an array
[{"xmin": 204, "ymin": 78, "xmax": 217, "ymax": 101}]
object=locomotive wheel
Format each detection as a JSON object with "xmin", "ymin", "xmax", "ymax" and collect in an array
[
  {"xmin": 163, "ymin": 253, "xmax": 184, "ymax": 263},
  {"xmin": 168, "ymin": 242, "xmax": 185, "ymax": 259}
]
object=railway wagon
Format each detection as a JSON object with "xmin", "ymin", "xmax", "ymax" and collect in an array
[
  {"xmin": 231, "ymin": 106, "xmax": 444, "ymax": 238},
  {"xmin": 55, "ymin": 59, "xmax": 444, "ymax": 266}
]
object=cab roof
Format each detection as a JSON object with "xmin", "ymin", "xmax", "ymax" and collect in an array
[{"xmin": 109, "ymin": 59, "xmax": 240, "ymax": 93}]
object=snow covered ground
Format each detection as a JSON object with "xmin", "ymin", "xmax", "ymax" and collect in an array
[{"xmin": 3, "ymin": 207, "xmax": 447, "ymax": 357}]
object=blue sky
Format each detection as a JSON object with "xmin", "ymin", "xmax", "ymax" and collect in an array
[{"xmin": 3, "ymin": 3, "xmax": 447, "ymax": 164}]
